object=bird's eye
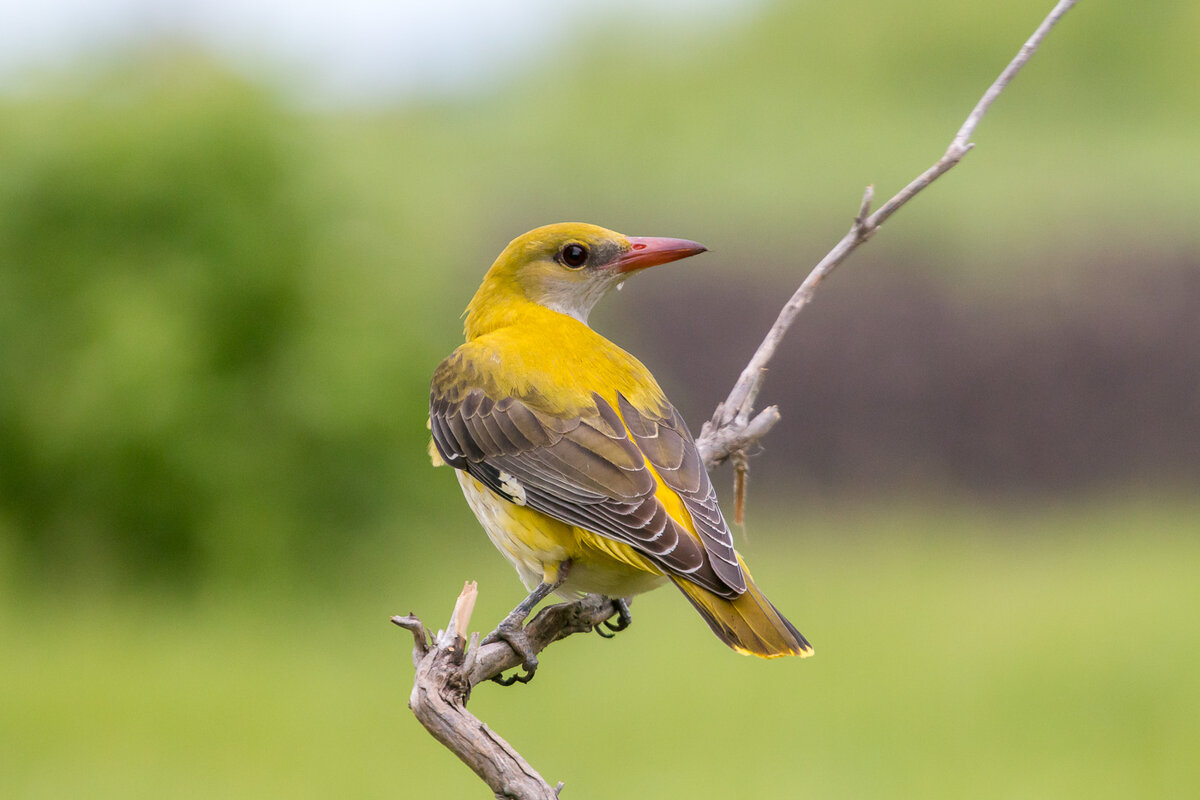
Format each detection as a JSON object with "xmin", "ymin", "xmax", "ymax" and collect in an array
[{"xmin": 559, "ymin": 243, "xmax": 589, "ymax": 268}]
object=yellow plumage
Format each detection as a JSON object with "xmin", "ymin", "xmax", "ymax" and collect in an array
[{"xmin": 429, "ymin": 223, "xmax": 811, "ymax": 659}]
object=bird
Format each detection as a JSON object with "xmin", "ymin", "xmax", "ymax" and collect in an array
[{"xmin": 428, "ymin": 222, "xmax": 812, "ymax": 682}]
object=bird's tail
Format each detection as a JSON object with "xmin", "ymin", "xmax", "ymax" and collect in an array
[{"xmin": 671, "ymin": 557, "xmax": 813, "ymax": 658}]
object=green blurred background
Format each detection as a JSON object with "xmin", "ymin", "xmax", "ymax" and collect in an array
[{"xmin": 2, "ymin": 1, "xmax": 1198, "ymax": 797}]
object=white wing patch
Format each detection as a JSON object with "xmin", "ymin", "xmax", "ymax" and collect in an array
[{"xmin": 498, "ymin": 470, "xmax": 528, "ymax": 506}]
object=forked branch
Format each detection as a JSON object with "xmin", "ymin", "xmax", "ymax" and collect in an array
[{"xmin": 394, "ymin": 587, "xmax": 622, "ymax": 798}]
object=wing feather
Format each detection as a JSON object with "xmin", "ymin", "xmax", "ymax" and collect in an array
[
  {"xmin": 616, "ymin": 393, "xmax": 745, "ymax": 591},
  {"xmin": 430, "ymin": 361, "xmax": 744, "ymax": 597}
]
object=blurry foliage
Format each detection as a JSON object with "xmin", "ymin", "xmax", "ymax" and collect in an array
[
  {"xmin": 5, "ymin": 502, "xmax": 1200, "ymax": 798},
  {"xmin": 417, "ymin": 0, "xmax": 1200, "ymax": 269},
  {"xmin": 1, "ymin": 0, "xmax": 1197, "ymax": 590},
  {"xmin": 0, "ymin": 58, "xmax": 451, "ymax": 588}
]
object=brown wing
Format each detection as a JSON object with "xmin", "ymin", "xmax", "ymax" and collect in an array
[{"xmin": 430, "ymin": 372, "xmax": 744, "ymax": 598}]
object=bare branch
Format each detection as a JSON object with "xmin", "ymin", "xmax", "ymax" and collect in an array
[
  {"xmin": 396, "ymin": 592, "xmax": 621, "ymax": 798},
  {"xmin": 464, "ymin": 594, "xmax": 618, "ymax": 686},
  {"xmin": 407, "ymin": 645, "xmax": 559, "ymax": 799},
  {"xmin": 390, "ymin": 614, "xmax": 430, "ymax": 668},
  {"xmin": 697, "ymin": 0, "xmax": 1080, "ymax": 469}
]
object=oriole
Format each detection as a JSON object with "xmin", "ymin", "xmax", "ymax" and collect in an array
[{"xmin": 429, "ymin": 223, "xmax": 811, "ymax": 680}]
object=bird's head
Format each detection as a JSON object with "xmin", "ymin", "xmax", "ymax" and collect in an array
[{"xmin": 468, "ymin": 222, "xmax": 707, "ymax": 332}]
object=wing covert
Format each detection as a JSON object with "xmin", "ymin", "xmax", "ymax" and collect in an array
[{"xmin": 430, "ymin": 367, "xmax": 744, "ymax": 597}]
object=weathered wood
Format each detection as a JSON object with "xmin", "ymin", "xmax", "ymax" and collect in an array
[
  {"xmin": 404, "ymin": 625, "xmax": 559, "ymax": 798},
  {"xmin": 393, "ymin": 587, "xmax": 621, "ymax": 798},
  {"xmin": 464, "ymin": 594, "xmax": 621, "ymax": 687}
]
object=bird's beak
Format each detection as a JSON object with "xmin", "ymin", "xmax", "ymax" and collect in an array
[{"xmin": 613, "ymin": 237, "xmax": 708, "ymax": 274}]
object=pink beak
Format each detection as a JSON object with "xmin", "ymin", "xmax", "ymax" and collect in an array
[{"xmin": 613, "ymin": 236, "xmax": 708, "ymax": 274}]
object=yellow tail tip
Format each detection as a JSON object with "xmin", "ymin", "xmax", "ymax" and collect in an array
[
  {"xmin": 672, "ymin": 575, "xmax": 812, "ymax": 659},
  {"xmin": 732, "ymin": 642, "xmax": 814, "ymax": 659}
]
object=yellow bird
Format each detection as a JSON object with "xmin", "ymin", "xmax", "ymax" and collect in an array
[{"xmin": 429, "ymin": 222, "xmax": 811, "ymax": 681}]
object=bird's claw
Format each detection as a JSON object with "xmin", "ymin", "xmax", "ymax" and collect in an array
[
  {"xmin": 594, "ymin": 597, "xmax": 632, "ymax": 639},
  {"xmin": 492, "ymin": 664, "xmax": 536, "ymax": 686},
  {"xmin": 485, "ymin": 619, "xmax": 540, "ymax": 686}
]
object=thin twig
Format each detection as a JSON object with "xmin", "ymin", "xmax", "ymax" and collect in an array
[
  {"xmin": 732, "ymin": 448, "xmax": 748, "ymax": 525},
  {"xmin": 390, "ymin": 614, "xmax": 430, "ymax": 668},
  {"xmin": 697, "ymin": 0, "xmax": 1080, "ymax": 469}
]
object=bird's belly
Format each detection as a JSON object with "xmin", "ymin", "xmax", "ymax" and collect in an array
[
  {"xmin": 560, "ymin": 559, "xmax": 667, "ymax": 598},
  {"xmin": 456, "ymin": 472, "xmax": 667, "ymax": 598},
  {"xmin": 457, "ymin": 472, "xmax": 562, "ymax": 590}
]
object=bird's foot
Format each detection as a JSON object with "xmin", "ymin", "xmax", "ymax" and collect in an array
[
  {"xmin": 481, "ymin": 561, "xmax": 574, "ymax": 686},
  {"xmin": 594, "ymin": 597, "xmax": 632, "ymax": 639},
  {"xmin": 484, "ymin": 617, "xmax": 540, "ymax": 685}
]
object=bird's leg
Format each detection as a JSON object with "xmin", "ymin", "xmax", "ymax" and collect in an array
[
  {"xmin": 484, "ymin": 560, "xmax": 573, "ymax": 685},
  {"xmin": 594, "ymin": 597, "xmax": 632, "ymax": 639}
]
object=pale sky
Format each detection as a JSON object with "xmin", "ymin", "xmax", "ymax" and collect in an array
[{"xmin": 1, "ymin": 0, "xmax": 761, "ymax": 104}]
